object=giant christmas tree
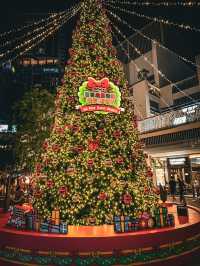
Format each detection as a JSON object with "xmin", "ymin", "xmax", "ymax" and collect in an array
[{"xmin": 33, "ymin": 0, "xmax": 158, "ymax": 225}]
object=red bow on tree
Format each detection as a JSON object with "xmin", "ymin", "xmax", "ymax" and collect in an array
[{"xmin": 87, "ymin": 77, "xmax": 109, "ymax": 90}]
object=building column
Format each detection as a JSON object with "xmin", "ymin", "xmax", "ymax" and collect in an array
[{"xmin": 130, "ymin": 80, "xmax": 151, "ymax": 119}]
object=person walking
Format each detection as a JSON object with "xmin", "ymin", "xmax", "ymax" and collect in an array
[
  {"xmin": 169, "ymin": 177, "xmax": 176, "ymax": 201},
  {"xmin": 159, "ymin": 183, "xmax": 168, "ymax": 203},
  {"xmin": 178, "ymin": 177, "xmax": 186, "ymax": 204},
  {"xmin": 193, "ymin": 178, "xmax": 200, "ymax": 199},
  {"xmin": 13, "ymin": 185, "xmax": 25, "ymax": 205}
]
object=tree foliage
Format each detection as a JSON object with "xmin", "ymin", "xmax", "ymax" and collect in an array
[{"xmin": 13, "ymin": 88, "xmax": 55, "ymax": 171}]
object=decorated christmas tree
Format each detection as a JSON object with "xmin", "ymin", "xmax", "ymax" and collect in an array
[{"xmin": 33, "ymin": 0, "xmax": 158, "ymax": 225}]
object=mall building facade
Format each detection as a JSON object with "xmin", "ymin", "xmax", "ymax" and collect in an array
[{"xmin": 119, "ymin": 23, "xmax": 200, "ymax": 187}]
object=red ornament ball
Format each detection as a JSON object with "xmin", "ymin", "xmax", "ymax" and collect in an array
[
  {"xmin": 98, "ymin": 192, "xmax": 107, "ymax": 201},
  {"xmin": 47, "ymin": 179, "xmax": 54, "ymax": 188},
  {"xmin": 123, "ymin": 193, "xmax": 133, "ymax": 205},
  {"xmin": 87, "ymin": 159, "xmax": 94, "ymax": 167},
  {"xmin": 42, "ymin": 140, "xmax": 48, "ymax": 150},
  {"xmin": 116, "ymin": 156, "xmax": 124, "ymax": 164},
  {"xmin": 59, "ymin": 186, "xmax": 68, "ymax": 197},
  {"xmin": 113, "ymin": 130, "xmax": 121, "ymax": 138},
  {"xmin": 35, "ymin": 163, "xmax": 42, "ymax": 173},
  {"xmin": 52, "ymin": 144, "xmax": 60, "ymax": 152},
  {"xmin": 88, "ymin": 139, "xmax": 99, "ymax": 152}
]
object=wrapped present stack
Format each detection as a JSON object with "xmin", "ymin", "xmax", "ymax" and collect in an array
[
  {"xmin": 7, "ymin": 205, "xmax": 68, "ymax": 234},
  {"xmin": 167, "ymin": 214, "xmax": 175, "ymax": 227},
  {"xmin": 113, "ymin": 206, "xmax": 175, "ymax": 233},
  {"xmin": 130, "ymin": 218, "xmax": 140, "ymax": 231},
  {"xmin": 26, "ymin": 209, "xmax": 39, "ymax": 230},
  {"xmin": 39, "ymin": 220, "xmax": 68, "ymax": 234},
  {"xmin": 51, "ymin": 208, "xmax": 60, "ymax": 225},
  {"xmin": 7, "ymin": 204, "xmax": 33, "ymax": 230},
  {"xmin": 153, "ymin": 205, "xmax": 175, "ymax": 228},
  {"xmin": 114, "ymin": 216, "xmax": 131, "ymax": 233},
  {"xmin": 39, "ymin": 208, "xmax": 68, "ymax": 234},
  {"xmin": 177, "ymin": 204, "xmax": 188, "ymax": 217}
]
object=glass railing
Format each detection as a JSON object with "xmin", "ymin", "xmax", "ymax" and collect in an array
[{"xmin": 138, "ymin": 103, "xmax": 200, "ymax": 133}]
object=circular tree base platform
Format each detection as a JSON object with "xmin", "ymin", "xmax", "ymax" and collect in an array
[{"xmin": 0, "ymin": 204, "xmax": 200, "ymax": 266}]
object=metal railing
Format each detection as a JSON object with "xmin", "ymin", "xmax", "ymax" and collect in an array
[{"xmin": 138, "ymin": 103, "xmax": 200, "ymax": 133}]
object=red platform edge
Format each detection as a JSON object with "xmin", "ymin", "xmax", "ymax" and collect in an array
[{"xmin": 0, "ymin": 204, "xmax": 200, "ymax": 265}]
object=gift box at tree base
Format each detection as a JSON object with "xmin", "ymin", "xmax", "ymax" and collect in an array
[
  {"xmin": 113, "ymin": 205, "xmax": 175, "ymax": 233},
  {"xmin": 7, "ymin": 205, "xmax": 68, "ymax": 234},
  {"xmin": 7, "ymin": 203, "xmax": 174, "ymax": 234}
]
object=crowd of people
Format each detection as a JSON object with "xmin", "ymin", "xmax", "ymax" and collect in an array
[
  {"xmin": 1, "ymin": 173, "xmax": 200, "ymax": 210},
  {"xmin": 159, "ymin": 175, "xmax": 200, "ymax": 204}
]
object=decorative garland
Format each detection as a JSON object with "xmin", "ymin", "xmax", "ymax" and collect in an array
[{"xmin": 0, "ymin": 234, "xmax": 200, "ymax": 266}]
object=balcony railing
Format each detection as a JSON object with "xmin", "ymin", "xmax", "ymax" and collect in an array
[{"xmin": 138, "ymin": 103, "xmax": 200, "ymax": 133}]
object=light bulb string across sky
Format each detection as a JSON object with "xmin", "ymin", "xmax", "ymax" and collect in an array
[
  {"xmin": 105, "ymin": 0, "xmax": 200, "ymax": 7},
  {"xmin": 110, "ymin": 21, "xmax": 200, "ymax": 105},
  {"xmin": 5, "ymin": 6, "xmax": 80, "ymax": 63},
  {"xmin": 0, "ymin": 3, "xmax": 80, "ymax": 61},
  {"xmin": 0, "ymin": 12, "xmax": 64, "ymax": 40},
  {"xmin": 112, "ymin": 31, "xmax": 175, "ymax": 116},
  {"xmin": 0, "ymin": 11, "xmax": 69, "ymax": 51},
  {"xmin": 106, "ymin": 6, "xmax": 200, "ymax": 70},
  {"xmin": 105, "ymin": 1, "xmax": 200, "ymax": 33}
]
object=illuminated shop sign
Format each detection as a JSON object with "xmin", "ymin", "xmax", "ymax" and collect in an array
[{"xmin": 169, "ymin": 158, "xmax": 186, "ymax": 165}]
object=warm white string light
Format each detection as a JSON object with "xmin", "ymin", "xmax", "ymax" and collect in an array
[
  {"xmin": 11, "ymin": 9, "xmax": 80, "ymax": 63},
  {"xmin": 3, "ymin": 4, "xmax": 81, "ymax": 63},
  {"xmin": 113, "ymin": 33, "xmax": 144, "ymax": 119},
  {"xmin": 106, "ymin": 7, "xmax": 200, "ymax": 69},
  {"xmin": 110, "ymin": 21, "xmax": 200, "ymax": 104},
  {"xmin": 106, "ymin": 1, "xmax": 200, "ymax": 33},
  {"xmin": 106, "ymin": 0, "xmax": 200, "ymax": 7},
  {"xmin": 0, "ymin": 3, "xmax": 81, "ymax": 61},
  {"xmin": 0, "ymin": 12, "xmax": 63, "ymax": 39},
  {"xmin": 112, "ymin": 31, "xmax": 175, "ymax": 115},
  {"xmin": 0, "ymin": 11, "xmax": 68, "ymax": 49}
]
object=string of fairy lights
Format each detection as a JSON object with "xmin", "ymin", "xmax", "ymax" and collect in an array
[
  {"xmin": 112, "ymin": 33, "xmax": 147, "ymax": 119},
  {"xmin": 105, "ymin": 1, "xmax": 200, "ymax": 7},
  {"xmin": 105, "ymin": 4, "xmax": 200, "ymax": 105},
  {"xmin": 0, "ymin": 11, "xmax": 67, "ymax": 49},
  {"xmin": 110, "ymin": 21, "xmax": 200, "ymax": 105},
  {"xmin": 105, "ymin": 1, "xmax": 200, "ymax": 33},
  {"xmin": 11, "ymin": 7, "xmax": 81, "ymax": 63},
  {"xmin": 112, "ymin": 31, "xmax": 176, "ymax": 117},
  {"xmin": 0, "ymin": 3, "xmax": 81, "ymax": 62},
  {"xmin": 0, "ymin": 0, "xmax": 198, "ymax": 106},
  {"xmin": 106, "ymin": 6, "xmax": 200, "ymax": 69},
  {"xmin": 0, "ymin": 12, "xmax": 62, "ymax": 39}
]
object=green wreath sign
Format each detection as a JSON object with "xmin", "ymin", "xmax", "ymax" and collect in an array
[{"xmin": 77, "ymin": 77, "xmax": 122, "ymax": 114}]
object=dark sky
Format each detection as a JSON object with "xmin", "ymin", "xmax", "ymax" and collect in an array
[{"xmin": 0, "ymin": 0, "xmax": 200, "ymax": 58}]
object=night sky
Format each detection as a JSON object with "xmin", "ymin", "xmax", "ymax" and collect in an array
[
  {"xmin": 0, "ymin": 0, "xmax": 200, "ymax": 122},
  {"xmin": 0, "ymin": 0, "xmax": 200, "ymax": 57}
]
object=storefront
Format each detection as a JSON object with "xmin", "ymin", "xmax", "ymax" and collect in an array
[
  {"xmin": 167, "ymin": 157, "xmax": 191, "ymax": 184},
  {"xmin": 151, "ymin": 158, "xmax": 168, "ymax": 186},
  {"xmin": 190, "ymin": 155, "xmax": 200, "ymax": 185}
]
